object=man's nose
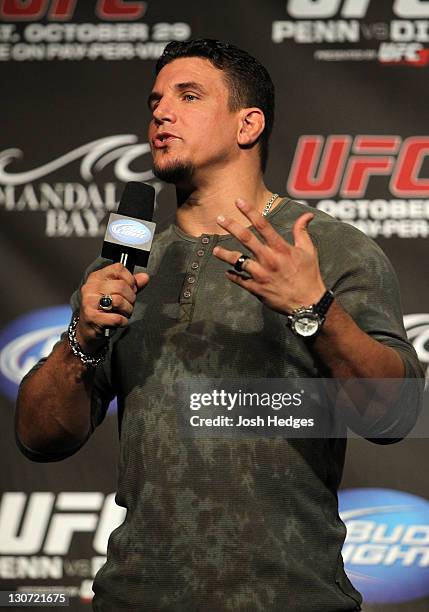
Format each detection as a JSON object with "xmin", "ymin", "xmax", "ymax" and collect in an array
[{"xmin": 152, "ymin": 98, "xmax": 177, "ymax": 124}]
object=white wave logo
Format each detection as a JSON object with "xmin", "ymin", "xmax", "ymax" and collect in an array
[
  {"xmin": 0, "ymin": 135, "xmax": 153, "ymax": 185},
  {"xmin": 0, "ymin": 326, "xmax": 65, "ymax": 384},
  {"xmin": 404, "ymin": 313, "xmax": 429, "ymax": 378},
  {"xmin": 110, "ymin": 219, "xmax": 151, "ymax": 245}
]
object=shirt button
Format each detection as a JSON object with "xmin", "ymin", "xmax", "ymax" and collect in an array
[
  {"xmin": 197, "ymin": 249, "xmax": 205, "ymax": 257},
  {"xmin": 191, "ymin": 262, "xmax": 199, "ymax": 269},
  {"xmin": 183, "ymin": 290, "xmax": 191, "ymax": 298},
  {"xmin": 201, "ymin": 236, "xmax": 210, "ymax": 244},
  {"xmin": 187, "ymin": 276, "xmax": 195, "ymax": 284}
]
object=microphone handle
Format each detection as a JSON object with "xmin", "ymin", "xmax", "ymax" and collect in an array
[{"xmin": 104, "ymin": 251, "xmax": 136, "ymax": 338}]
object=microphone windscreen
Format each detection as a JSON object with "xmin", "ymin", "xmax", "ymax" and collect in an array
[{"xmin": 117, "ymin": 182, "xmax": 155, "ymax": 221}]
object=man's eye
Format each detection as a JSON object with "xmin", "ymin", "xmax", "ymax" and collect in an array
[{"xmin": 184, "ymin": 94, "xmax": 198, "ymax": 101}]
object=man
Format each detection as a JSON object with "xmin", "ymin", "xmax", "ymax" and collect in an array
[{"xmin": 16, "ymin": 39, "xmax": 423, "ymax": 611}]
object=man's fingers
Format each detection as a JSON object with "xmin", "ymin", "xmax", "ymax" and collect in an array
[
  {"xmin": 96, "ymin": 312, "xmax": 130, "ymax": 328},
  {"xmin": 98, "ymin": 294, "xmax": 134, "ymax": 318},
  {"xmin": 225, "ymin": 270, "xmax": 262, "ymax": 296},
  {"xmin": 134, "ymin": 272, "xmax": 150, "ymax": 291},
  {"xmin": 90, "ymin": 312, "xmax": 130, "ymax": 334},
  {"xmin": 78, "ymin": 263, "xmax": 148, "ymax": 349},
  {"xmin": 235, "ymin": 198, "xmax": 291, "ymax": 253},
  {"xmin": 93, "ymin": 262, "xmax": 137, "ymax": 289},
  {"xmin": 216, "ymin": 214, "xmax": 266, "ymax": 259},
  {"xmin": 292, "ymin": 213, "xmax": 315, "ymax": 250},
  {"xmin": 212, "ymin": 246, "xmax": 247, "ymax": 266},
  {"xmin": 76, "ymin": 309, "xmax": 129, "ymax": 349},
  {"xmin": 213, "ymin": 246, "xmax": 269, "ymax": 283},
  {"xmin": 94, "ymin": 279, "xmax": 137, "ymax": 304}
]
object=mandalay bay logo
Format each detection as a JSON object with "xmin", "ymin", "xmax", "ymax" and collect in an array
[{"xmin": 0, "ymin": 135, "xmax": 160, "ymax": 238}]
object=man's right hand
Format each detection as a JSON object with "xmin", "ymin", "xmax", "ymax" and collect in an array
[
  {"xmin": 16, "ymin": 261, "xmax": 149, "ymax": 458},
  {"xmin": 76, "ymin": 263, "xmax": 149, "ymax": 353}
]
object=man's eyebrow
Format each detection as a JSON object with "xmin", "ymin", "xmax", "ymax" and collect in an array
[
  {"xmin": 174, "ymin": 81, "xmax": 208, "ymax": 95},
  {"xmin": 147, "ymin": 81, "xmax": 208, "ymax": 109}
]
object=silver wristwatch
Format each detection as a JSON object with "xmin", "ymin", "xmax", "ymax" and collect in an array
[{"xmin": 288, "ymin": 290, "xmax": 334, "ymax": 338}]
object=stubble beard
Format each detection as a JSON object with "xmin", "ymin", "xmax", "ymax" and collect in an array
[{"xmin": 153, "ymin": 157, "xmax": 195, "ymax": 186}]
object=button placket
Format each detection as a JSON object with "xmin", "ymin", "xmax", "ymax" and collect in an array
[{"xmin": 180, "ymin": 235, "xmax": 211, "ymax": 305}]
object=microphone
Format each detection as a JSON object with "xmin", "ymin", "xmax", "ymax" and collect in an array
[
  {"xmin": 101, "ymin": 181, "xmax": 156, "ymax": 336},
  {"xmin": 102, "ymin": 181, "xmax": 156, "ymax": 271}
]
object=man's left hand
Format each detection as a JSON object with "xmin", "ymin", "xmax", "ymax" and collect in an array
[{"xmin": 213, "ymin": 198, "xmax": 327, "ymax": 314}]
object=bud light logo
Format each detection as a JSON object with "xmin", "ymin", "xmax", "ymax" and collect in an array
[
  {"xmin": 109, "ymin": 219, "xmax": 151, "ymax": 246},
  {"xmin": 0, "ymin": 306, "xmax": 71, "ymax": 401},
  {"xmin": 339, "ymin": 488, "xmax": 429, "ymax": 604}
]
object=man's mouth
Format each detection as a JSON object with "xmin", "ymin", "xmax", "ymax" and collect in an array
[{"xmin": 153, "ymin": 133, "xmax": 180, "ymax": 148}]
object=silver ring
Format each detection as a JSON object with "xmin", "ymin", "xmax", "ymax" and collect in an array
[
  {"xmin": 99, "ymin": 294, "xmax": 113, "ymax": 311},
  {"xmin": 234, "ymin": 254, "xmax": 251, "ymax": 273}
]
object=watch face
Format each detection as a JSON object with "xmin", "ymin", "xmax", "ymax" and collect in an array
[{"xmin": 292, "ymin": 314, "xmax": 320, "ymax": 337}]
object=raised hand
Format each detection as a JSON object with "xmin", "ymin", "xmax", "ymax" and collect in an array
[{"xmin": 213, "ymin": 198, "xmax": 326, "ymax": 314}]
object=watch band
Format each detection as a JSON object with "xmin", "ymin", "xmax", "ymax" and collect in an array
[
  {"xmin": 287, "ymin": 289, "xmax": 334, "ymax": 338},
  {"xmin": 314, "ymin": 289, "xmax": 334, "ymax": 318}
]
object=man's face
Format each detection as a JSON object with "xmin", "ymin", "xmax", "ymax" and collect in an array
[{"xmin": 148, "ymin": 57, "xmax": 240, "ymax": 186}]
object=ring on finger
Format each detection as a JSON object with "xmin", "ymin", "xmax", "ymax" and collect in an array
[
  {"xmin": 234, "ymin": 254, "xmax": 252, "ymax": 273},
  {"xmin": 99, "ymin": 294, "xmax": 114, "ymax": 311}
]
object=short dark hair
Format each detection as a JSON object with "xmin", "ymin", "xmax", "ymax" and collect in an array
[{"xmin": 155, "ymin": 39, "xmax": 275, "ymax": 172}]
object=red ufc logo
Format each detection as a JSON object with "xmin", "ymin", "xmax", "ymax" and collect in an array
[
  {"xmin": 0, "ymin": 0, "xmax": 146, "ymax": 21},
  {"xmin": 287, "ymin": 135, "xmax": 429, "ymax": 198}
]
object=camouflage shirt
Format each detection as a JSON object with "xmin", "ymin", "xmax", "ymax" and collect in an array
[{"xmin": 23, "ymin": 198, "xmax": 424, "ymax": 611}]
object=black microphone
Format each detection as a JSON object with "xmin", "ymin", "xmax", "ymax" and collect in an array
[
  {"xmin": 101, "ymin": 181, "xmax": 156, "ymax": 336},
  {"xmin": 102, "ymin": 181, "xmax": 156, "ymax": 271}
]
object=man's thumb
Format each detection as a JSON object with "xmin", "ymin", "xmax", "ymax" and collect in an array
[
  {"xmin": 293, "ymin": 213, "xmax": 315, "ymax": 250},
  {"xmin": 134, "ymin": 272, "xmax": 150, "ymax": 291}
]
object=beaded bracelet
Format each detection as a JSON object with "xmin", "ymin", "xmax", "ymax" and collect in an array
[{"xmin": 68, "ymin": 314, "xmax": 108, "ymax": 367}]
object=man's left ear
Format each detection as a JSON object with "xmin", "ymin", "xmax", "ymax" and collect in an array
[{"xmin": 237, "ymin": 108, "xmax": 265, "ymax": 147}]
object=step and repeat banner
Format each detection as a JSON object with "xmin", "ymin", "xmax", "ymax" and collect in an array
[{"xmin": 1, "ymin": 1, "xmax": 429, "ymax": 610}]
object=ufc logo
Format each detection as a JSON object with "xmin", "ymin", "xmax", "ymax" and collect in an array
[
  {"xmin": 0, "ymin": 492, "xmax": 125, "ymax": 555},
  {"xmin": 286, "ymin": 0, "xmax": 429, "ymax": 19},
  {"xmin": 287, "ymin": 135, "xmax": 429, "ymax": 198},
  {"xmin": 0, "ymin": 0, "xmax": 147, "ymax": 21}
]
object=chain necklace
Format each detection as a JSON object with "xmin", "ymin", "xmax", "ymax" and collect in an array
[{"xmin": 262, "ymin": 193, "xmax": 279, "ymax": 217}]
